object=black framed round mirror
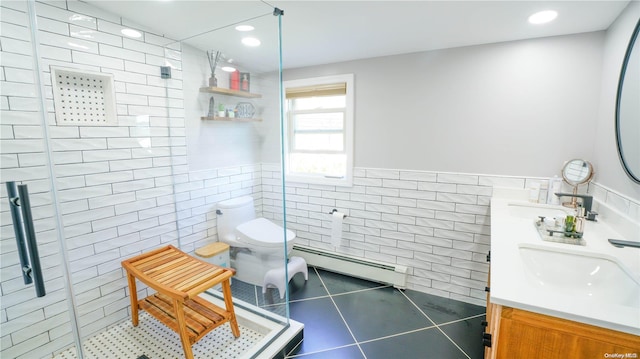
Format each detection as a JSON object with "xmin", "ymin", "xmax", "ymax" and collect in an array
[{"xmin": 615, "ymin": 18, "xmax": 640, "ymax": 184}]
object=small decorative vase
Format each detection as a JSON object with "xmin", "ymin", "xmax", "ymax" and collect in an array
[{"xmin": 209, "ymin": 75, "xmax": 217, "ymax": 87}]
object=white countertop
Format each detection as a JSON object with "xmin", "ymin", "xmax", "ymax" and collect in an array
[{"xmin": 490, "ymin": 190, "xmax": 640, "ymax": 335}]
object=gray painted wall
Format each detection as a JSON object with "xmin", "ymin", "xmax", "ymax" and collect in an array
[
  {"xmin": 281, "ymin": 32, "xmax": 605, "ymax": 178},
  {"xmin": 594, "ymin": 1, "xmax": 640, "ymax": 202}
]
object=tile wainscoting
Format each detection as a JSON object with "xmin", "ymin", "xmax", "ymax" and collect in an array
[
  {"xmin": 589, "ymin": 182, "xmax": 640, "ymax": 222},
  {"xmin": 258, "ymin": 165, "xmax": 640, "ymax": 306},
  {"xmin": 260, "ymin": 165, "xmax": 538, "ymax": 306},
  {"xmin": 178, "ymin": 163, "xmax": 640, "ymax": 307}
]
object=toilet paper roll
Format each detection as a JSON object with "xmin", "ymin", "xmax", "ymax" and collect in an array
[{"xmin": 331, "ymin": 211, "xmax": 344, "ymax": 247}]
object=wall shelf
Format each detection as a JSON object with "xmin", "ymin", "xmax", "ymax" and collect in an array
[
  {"xmin": 199, "ymin": 86, "xmax": 262, "ymax": 98},
  {"xmin": 200, "ymin": 116, "xmax": 262, "ymax": 122}
]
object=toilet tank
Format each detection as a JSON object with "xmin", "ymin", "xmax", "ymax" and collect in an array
[{"xmin": 216, "ymin": 196, "xmax": 257, "ymax": 243}]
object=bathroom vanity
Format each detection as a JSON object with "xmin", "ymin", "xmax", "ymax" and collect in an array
[{"xmin": 485, "ymin": 189, "xmax": 640, "ymax": 358}]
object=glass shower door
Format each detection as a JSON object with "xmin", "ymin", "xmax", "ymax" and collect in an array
[
  {"xmin": 2, "ymin": 0, "xmax": 294, "ymax": 357},
  {"xmin": 1, "ymin": 1, "xmax": 81, "ymax": 357},
  {"xmin": 3, "ymin": 0, "xmax": 195, "ymax": 357},
  {"xmin": 165, "ymin": 2, "xmax": 293, "ymax": 355}
]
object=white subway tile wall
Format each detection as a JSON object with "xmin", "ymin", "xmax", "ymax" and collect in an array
[
  {"xmin": 1, "ymin": 2, "xmax": 80, "ymax": 358},
  {"xmin": 173, "ymin": 164, "xmax": 263, "ymax": 255},
  {"xmin": 94, "ymin": 156, "xmax": 635, "ymax": 343},
  {"xmin": 261, "ymin": 166, "xmax": 640, "ymax": 307},
  {"xmin": 589, "ymin": 182, "xmax": 640, "ymax": 241},
  {"xmin": 261, "ymin": 167, "xmax": 498, "ymax": 306},
  {"xmin": 0, "ymin": 1, "xmax": 187, "ymax": 357}
]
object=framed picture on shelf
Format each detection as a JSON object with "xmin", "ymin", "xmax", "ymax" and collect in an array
[{"xmin": 240, "ymin": 72, "xmax": 250, "ymax": 92}]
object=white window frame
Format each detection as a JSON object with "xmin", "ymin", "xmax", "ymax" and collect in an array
[{"xmin": 283, "ymin": 74, "xmax": 354, "ymax": 187}]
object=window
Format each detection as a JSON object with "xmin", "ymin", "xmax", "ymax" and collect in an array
[{"xmin": 283, "ymin": 74, "xmax": 354, "ymax": 186}]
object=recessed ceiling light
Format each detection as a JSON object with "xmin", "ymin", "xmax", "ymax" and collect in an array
[
  {"xmin": 528, "ymin": 10, "xmax": 558, "ymax": 25},
  {"xmin": 241, "ymin": 37, "xmax": 261, "ymax": 47},
  {"xmin": 235, "ymin": 25, "xmax": 254, "ymax": 32},
  {"xmin": 221, "ymin": 66, "xmax": 236, "ymax": 72},
  {"xmin": 121, "ymin": 28, "xmax": 142, "ymax": 38}
]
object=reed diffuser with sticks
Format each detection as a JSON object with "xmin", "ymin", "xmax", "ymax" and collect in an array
[{"xmin": 206, "ymin": 50, "xmax": 221, "ymax": 87}]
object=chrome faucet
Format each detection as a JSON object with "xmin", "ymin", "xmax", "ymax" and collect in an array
[{"xmin": 555, "ymin": 193, "xmax": 598, "ymax": 221}]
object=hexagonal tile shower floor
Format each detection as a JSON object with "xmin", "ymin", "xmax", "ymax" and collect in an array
[{"xmin": 54, "ymin": 311, "xmax": 265, "ymax": 359}]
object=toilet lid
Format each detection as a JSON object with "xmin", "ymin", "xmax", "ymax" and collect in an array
[{"xmin": 236, "ymin": 218, "xmax": 296, "ymax": 247}]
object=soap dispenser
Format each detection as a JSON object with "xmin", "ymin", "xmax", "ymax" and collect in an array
[{"xmin": 574, "ymin": 206, "xmax": 585, "ymax": 235}]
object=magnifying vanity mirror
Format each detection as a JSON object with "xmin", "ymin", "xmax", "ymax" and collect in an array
[
  {"xmin": 562, "ymin": 159, "xmax": 594, "ymax": 187},
  {"xmin": 615, "ymin": 19, "xmax": 640, "ymax": 184},
  {"xmin": 560, "ymin": 159, "xmax": 594, "ymax": 208}
]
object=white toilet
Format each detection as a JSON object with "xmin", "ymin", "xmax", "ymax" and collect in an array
[{"xmin": 216, "ymin": 196, "xmax": 299, "ymax": 287}]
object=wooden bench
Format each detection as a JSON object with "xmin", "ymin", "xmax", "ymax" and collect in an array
[{"xmin": 122, "ymin": 245, "xmax": 240, "ymax": 359}]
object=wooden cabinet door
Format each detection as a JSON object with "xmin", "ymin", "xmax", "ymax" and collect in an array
[{"xmin": 495, "ymin": 307, "xmax": 640, "ymax": 359}]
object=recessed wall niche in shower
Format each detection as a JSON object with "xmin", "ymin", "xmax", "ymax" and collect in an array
[{"xmin": 50, "ymin": 66, "xmax": 117, "ymax": 126}]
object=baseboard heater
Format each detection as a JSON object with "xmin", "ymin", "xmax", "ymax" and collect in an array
[{"xmin": 291, "ymin": 246, "xmax": 408, "ymax": 289}]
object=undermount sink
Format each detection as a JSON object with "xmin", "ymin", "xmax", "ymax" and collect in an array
[
  {"xmin": 507, "ymin": 202, "xmax": 572, "ymax": 220},
  {"xmin": 518, "ymin": 243, "xmax": 640, "ymax": 307}
]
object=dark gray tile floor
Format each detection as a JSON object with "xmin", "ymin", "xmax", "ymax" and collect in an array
[{"xmin": 230, "ymin": 267, "xmax": 486, "ymax": 359}]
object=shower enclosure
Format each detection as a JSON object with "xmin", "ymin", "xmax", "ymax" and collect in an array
[{"xmin": 0, "ymin": 1, "xmax": 293, "ymax": 358}]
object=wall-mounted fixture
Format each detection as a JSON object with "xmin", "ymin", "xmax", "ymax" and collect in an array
[{"xmin": 160, "ymin": 66, "xmax": 171, "ymax": 79}]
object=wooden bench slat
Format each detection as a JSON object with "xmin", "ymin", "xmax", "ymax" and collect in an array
[
  {"xmin": 159, "ymin": 263, "xmax": 210, "ymax": 287},
  {"xmin": 149, "ymin": 293, "xmax": 209, "ymax": 334},
  {"xmin": 133, "ymin": 251, "xmax": 183, "ymax": 271},
  {"xmin": 149, "ymin": 259, "xmax": 200, "ymax": 282},
  {"xmin": 139, "ymin": 297, "xmax": 198, "ymax": 343},
  {"xmin": 185, "ymin": 270, "xmax": 233, "ymax": 297},
  {"xmin": 188, "ymin": 296, "xmax": 230, "ymax": 323},
  {"xmin": 173, "ymin": 267, "xmax": 224, "ymax": 291},
  {"xmin": 145, "ymin": 256, "xmax": 193, "ymax": 276}
]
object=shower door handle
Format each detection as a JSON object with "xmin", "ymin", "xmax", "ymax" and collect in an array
[
  {"xmin": 18, "ymin": 184, "xmax": 46, "ymax": 297},
  {"xmin": 6, "ymin": 182, "xmax": 32, "ymax": 285},
  {"xmin": 6, "ymin": 182, "xmax": 46, "ymax": 297}
]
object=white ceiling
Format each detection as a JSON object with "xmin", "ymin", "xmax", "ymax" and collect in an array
[{"xmin": 84, "ymin": 1, "xmax": 631, "ymax": 72}]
